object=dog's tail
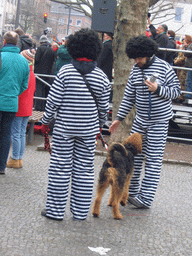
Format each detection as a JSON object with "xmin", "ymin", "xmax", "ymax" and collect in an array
[{"xmin": 107, "ymin": 143, "xmax": 127, "ymax": 167}]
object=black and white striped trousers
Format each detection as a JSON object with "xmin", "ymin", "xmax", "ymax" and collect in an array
[
  {"xmin": 45, "ymin": 133, "xmax": 96, "ymax": 220},
  {"xmin": 129, "ymin": 115, "xmax": 169, "ymax": 208}
]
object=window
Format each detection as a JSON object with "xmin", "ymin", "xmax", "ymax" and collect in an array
[
  {"xmin": 58, "ymin": 18, "xmax": 65, "ymax": 25},
  {"xmin": 191, "ymin": 10, "xmax": 192, "ymax": 23},
  {"xmin": 69, "ymin": 19, "xmax": 72, "ymax": 24},
  {"xmin": 76, "ymin": 20, "xmax": 82, "ymax": 26},
  {"xmin": 175, "ymin": 7, "xmax": 183, "ymax": 22}
]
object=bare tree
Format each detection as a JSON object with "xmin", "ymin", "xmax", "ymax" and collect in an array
[
  {"xmin": 49, "ymin": 0, "xmax": 160, "ymax": 18},
  {"xmin": 19, "ymin": 0, "xmax": 51, "ymax": 39},
  {"xmin": 149, "ymin": 0, "xmax": 175, "ymax": 24}
]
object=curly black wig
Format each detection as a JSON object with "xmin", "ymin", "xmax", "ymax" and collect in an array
[
  {"xmin": 125, "ymin": 35, "xmax": 158, "ymax": 59},
  {"xmin": 66, "ymin": 28, "xmax": 102, "ymax": 61}
]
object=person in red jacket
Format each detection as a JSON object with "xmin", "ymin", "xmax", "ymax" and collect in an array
[{"xmin": 7, "ymin": 49, "xmax": 36, "ymax": 169}]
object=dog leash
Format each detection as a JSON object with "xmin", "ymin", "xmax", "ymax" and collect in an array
[{"xmin": 44, "ymin": 130, "xmax": 52, "ymax": 154}]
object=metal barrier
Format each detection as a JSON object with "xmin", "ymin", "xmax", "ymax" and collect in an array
[{"xmin": 34, "ymin": 47, "xmax": 192, "ymax": 143}]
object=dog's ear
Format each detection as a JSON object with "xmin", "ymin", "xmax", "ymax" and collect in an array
[
  {"xmin": 124, "ymin": 144, "xmax": 138, "ymax": 156},
  {"xmin": 122, "ymin": 133, "xmax": 143, "ymax": 154}
]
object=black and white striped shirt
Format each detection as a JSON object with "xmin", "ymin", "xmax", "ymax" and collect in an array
[
  {"xmin": 42, "ymin": 64, "xmax": 111, "ymax": 136},
  {"xmin": 116, "ymin": 57, "xmax": 181, "ymax": 122}
]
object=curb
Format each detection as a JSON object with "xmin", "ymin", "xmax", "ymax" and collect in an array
[
  {"xmin": 37, "ymin": 145, "xmax": 192, "ymax": 167},
  {"xmin": 95, "ymin": 150, "xmax": 192, "ymax": 166}
]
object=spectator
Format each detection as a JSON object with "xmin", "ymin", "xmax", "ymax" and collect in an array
[
  {"xmin": 0, "ymin": 31, "xmax": 29, "ymax": 175},
  {"xmin": 7, "ymin": 49, "xmax": 36, "ymax": 169},
  {"xmin": 174, "ymin": 39, "xmax": 187, "ymax": 103},
  {"xmin": 50, "ymin": 41, "xmax": 59, "ymax": 76},
  {"xmin": 55, "ymin": 37, "xmax": 72, "ymax": 74},
  {"xmin": 98, "ymin": 32, "xmax": 113, "ymax": 102},
  {"xmin": 98, "ymin": 32, "xmax": 113, "ymax": 82},
  {"xmin": 109, "ymin": 35, "xmax": 181, "ymax": 209},
  {"xmin": 148, "ymin": 17, "xmax": 169, "ymax": 60},
  {"xmin": 34, "ymin": 35, "xmax": 55, "ymax": 111},
  {"xmin": 40, "ymin": 28, "xmax": 111, "ymax": 221},
  {"xmin": 183, "ymin": 34, "xmax": 192, "ymax": 103},
  {"xmin": 14, "ymin": 28, "xmax": 33, "ymax": 52},
  {"xmin": 165, "ymin": 30, "xmax": 176, "ymax": 65}
]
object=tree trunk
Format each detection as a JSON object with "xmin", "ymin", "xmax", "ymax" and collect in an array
[{"xmin": 110, "ymin": 0, "xmax": 150, "ymax": 143}]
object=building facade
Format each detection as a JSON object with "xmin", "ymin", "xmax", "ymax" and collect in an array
[
  {"xmin": 50, "ymin": 2, "xmax": 91, "ymax": 41},
  {"xmin": 150, "ymin": 0, "xmax": 192, "ymax": 38}
]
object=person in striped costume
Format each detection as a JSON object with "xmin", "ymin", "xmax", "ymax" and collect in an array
[
  {"xmin": 109, "ymin": 35, "xmax": 181, "ymax": 209},
  {"xmin": 41, "ymin": 29, "xmax": 111, "ymax": 221}
]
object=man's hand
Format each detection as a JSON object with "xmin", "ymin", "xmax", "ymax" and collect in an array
[
  {"xmin": 109, "ymin": 120, "xmax": 121, "ymax": 134},
  {"xmin": 145, "ymin": 79, "xmax": 158, "ymax": 92}
]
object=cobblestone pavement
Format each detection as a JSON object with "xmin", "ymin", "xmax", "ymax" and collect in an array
[{"xmin": 0, "ymin": 135, "xmax": 192, "ymax": 256}]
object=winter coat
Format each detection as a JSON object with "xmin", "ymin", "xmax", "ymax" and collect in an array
[
  {"xmin": 98, "ymin": 40, "xmax": 113, "ymax": 82},
  {"xmin": 184, "ymin": 43, "xmax": 192, "ymax": 68},
  {"xmin": 17, "ymin": 35, "xmax": 33, "ymax": 52},
  {"xmin": 16, "ymin": 65, "xmax": 36, "ymax": 117},
  {"xmin": 0, "ymin": 45, "xmax": 29, "ymax": 112},
  {"xmin": 149, "ymin": 24, "xmax": 169, "ymax": 60},
  {"xmin": 165, "ymin": 37, "xmax": 176, "ymax": 64},
  {"xmin": 55, "ymin": 45, "xmax": 72, "ymax": 74},
  {"xmin": 34, "ymin": 43, "xmax": 55, "ymax": 75}
]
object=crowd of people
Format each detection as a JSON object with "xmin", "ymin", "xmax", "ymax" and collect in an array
[
  {"xmin": 0, "ymin": 22, "xmax": 191, "ymax": 221},
  {"xmin": 146, "ymin": 16, "xmax": 192, "ymax": 104}
]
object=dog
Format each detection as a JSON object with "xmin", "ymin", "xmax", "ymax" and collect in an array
[{"xmin": 92, "ymin": 132, "xmax": 143, "ymax": 220}]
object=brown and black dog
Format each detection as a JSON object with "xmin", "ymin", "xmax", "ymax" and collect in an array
[{"xmin": 92, "ymin": 132, "xmax": 143, "ymax": 219}]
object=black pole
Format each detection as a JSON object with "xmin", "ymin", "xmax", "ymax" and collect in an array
[
  {"xmin": 15, "ymin": 0, "xmax": 21, "ymax": 29},
  {"xmin": 66, "ymin": 6, "xmax": 71, "ymax": 35}
]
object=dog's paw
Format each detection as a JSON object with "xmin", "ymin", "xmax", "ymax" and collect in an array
[
  {"xmin": 114, "ymin": 214, "xmax": 123, "ymax": 220},
  {"xmin": 120, "ymin": 201, "xmax": 127, "ymax": 206},
  {"xmin": 92, "ymin": 212, "xmax": 99, "ymax": 218}
]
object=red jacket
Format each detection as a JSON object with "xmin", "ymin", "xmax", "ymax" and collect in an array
[{"xmin": 16, "ymin": 65, "xmax": 36, "ymax": 117}]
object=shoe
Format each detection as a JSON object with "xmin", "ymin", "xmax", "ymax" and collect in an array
[
  {"xmin": 41, "ymin": 209, "xmax": 63, "ymax": 221},
  {"xmin": 19, "ymin": 159, "xmax": 23, "ymax": 168},
  {"xmin": 128, "ymin": 197, "xmax": 150, "ymax": 209},
  {"xmin": 0, "ymin": 169, "xmax": 5, "ymax": 175},
  {"xmin": 7, "ymin": 157, "xmax": 20, "ymax": 169},
  {"xmin": 72, "ymin": 217, "xmax": 86, "ymax": 221}
]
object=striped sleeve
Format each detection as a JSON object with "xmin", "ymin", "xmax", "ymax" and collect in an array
[
  {"xmin": 116, "ymin": 71, "xmax": 136, "ymax": 121},
  {"xmin": 156, "ymin": 66, "xmax": 181, "ymax": 99}
]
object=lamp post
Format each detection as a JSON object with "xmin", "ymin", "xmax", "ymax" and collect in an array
[
  {"xmin": 15, "ymin": 0, "xmax": 21, "ymax": 29},
  {"xmin": 66, "ymin": 6, "xmax": 72, "ymax": 35}
]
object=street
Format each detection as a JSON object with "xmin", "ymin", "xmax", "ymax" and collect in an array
[{"xmin": 0, "ymin": 135, "xmax": 192, "ymax": 256}]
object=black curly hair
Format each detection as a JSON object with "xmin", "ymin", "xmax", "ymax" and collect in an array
[
  {"xmin": 66, "ymin": 28, "xmax": 102, "ymax": 61},
  {"xmin": 125, "ymin": 35, "xmax": 158, "ymax": 59}
]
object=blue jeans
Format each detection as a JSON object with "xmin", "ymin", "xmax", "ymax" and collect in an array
[
  {"xmin": 185, "ymin": 70, "xmax": 192, "ymax": 99},
  {"xmin": 0, "ymin": 111, "xmax": 16, "ymax": 171},
  {"xmin": 11, "ymin": 116, "xmax": 29, "ymax": 160}
]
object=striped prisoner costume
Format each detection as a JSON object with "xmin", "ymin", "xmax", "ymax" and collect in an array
[
  {"xmin": 116, "ymin": 56, "xmax": 181, "ymax": 208},
  {"xmin": 42, "ymin": 62, "xmax": 111, "ymax": 220}
]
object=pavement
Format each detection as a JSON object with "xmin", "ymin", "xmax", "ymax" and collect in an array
[{"xmin": 0, "ymin": 134, "xmax": 192, "ymax": 256}]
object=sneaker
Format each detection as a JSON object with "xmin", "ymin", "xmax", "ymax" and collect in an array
[
  {"xmin": 41, "ymin": 209, "xmax": 63, "ymax": 221},
  {"xmin": 72, "ymin": 217, "xmax": 86, "ymax": 221},
  {"xmin": 0, "ymin": 169, "xmax": 5, "ymax": 175},
  {"xmin": 128, "ymin": 197, "xmax": 150, "ymax": 209}
]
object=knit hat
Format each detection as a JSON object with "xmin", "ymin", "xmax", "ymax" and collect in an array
[
  {"xmin": 20, "ymin": 49, "xmax": 35, "ymax": 64},
  {"xmin": 39, "ymin": 35, "xmax": 49, "ymax": 44}
]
